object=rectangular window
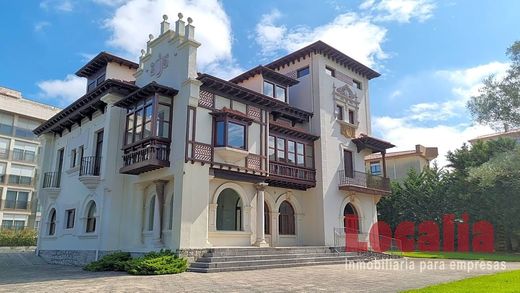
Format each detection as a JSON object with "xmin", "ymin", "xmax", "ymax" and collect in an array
[
  {"xmin": 156, "ymin": 102, "xmax": 171, "ymax": 138},
  {"xmin": 287, "ymin": 140, "xmax": 296, "ymax": 164},
  {"xmin": 275, "ymin": 85, "xmax": 287, "ymax": 102},
  {"xmin": 87, "ymin": 80, "xmax": 96, "ymax": 92},
  {"xmin": 143, "ymin": 104, "xmax": 153, "ymax": 139},
  {"xmin": 96, "ymin": 74, "xmax": 106, "ymax": 85},
  {"xmin": 353, "ymin": 80, "xmax": 362, "ymax": 90},
  {"xmin": 1, "ymin": 220, "xmax": 12, "ymax": 229},
  {"xmin": 305, "ymin": 144, "xmax": 314, "ymax": 168},
  {"xmin": 263, "ymin": 81, "xmax": 274, "ymax": 98},
  {"xmin": 276, "ymin": 138, "xmax": 285, "ymax": 162},
  {"xmin": 125, "ymin": 113, "xmax": 135, "ymax": 144},
  {"xmin": 296, "ymin": 67, "xmax": 309, "ymax": 78},
  {"xmin": 268, "ymin": 136, "xmax": 275, "ymax": 161},
  {"xmin": 296, "ymin": 143, "xmax": 305, "ymax": 166},
  {"xmin": 370, "ymin": 162, "xmax": 382, "ymax": 176},
  {"xmin": 335, "ymin": 105, "xmax": 344, "ymax": 120},
  {"xmin": 65, "ymin": 209, "xmax": 75, "ymax": 229},
  {"xmin": 227, "ymin": 122, "xmax": 246, "ymax": 149},
  {"xmin": 325, "ymin": 66, "xmax": 335, "ymax": 77},
  {"xmin": 348, "ymin": 109, "xmax": 355, "ymax": 124},
  {"xmin": 95, "ymin": 130, "xmax": 104, "ymax": 159},
  {"xmin": 5, "ymin": 190, "xmax": 29, "ymax": 210},
  {"xmin": 77, "ymin": 146, "xmax": 84, "ymax": 167},
  {"xmin": 215, "ymin": 121, "xmax": 226, "ymax": 146},
  {"xmin": 343, "ymin": 150, "xmax": 354, "ymax": 178},
  {"xmin": 70, "ymin": 149, "xmax": 77, "ymax": 168},
  {"xmin": 57, "ymin": 148, "xmax": 64, "ymax": 173},
  {"xmin": 0, "ymin": 113, "xmax": 14, "ymax": 136}
]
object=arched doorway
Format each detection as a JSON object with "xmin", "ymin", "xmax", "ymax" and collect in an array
[
  {"xmin": 279, "ymin": 200, "xmax": 295, "ymax": 235},
  {"xmin": 216, "ymin": 188, "xmax": 242, "ymax": 231},
  {"xmin": 344, "ymin": 203, "xmax": 359, "ymax": 234}
]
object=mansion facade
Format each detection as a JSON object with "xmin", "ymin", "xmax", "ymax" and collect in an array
[{"xmin": 34, "ymin": 14, "xmax": 394, "ymax": 264}]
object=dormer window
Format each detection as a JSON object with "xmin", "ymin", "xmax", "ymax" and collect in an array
[{"xmin": 263, "ymin": 81, "xmax": 287, "ymax": 102}]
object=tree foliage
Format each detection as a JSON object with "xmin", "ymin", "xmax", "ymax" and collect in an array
[{"xmin": 467, "ymin": 41, "xmax": 520, "ymax": 131}]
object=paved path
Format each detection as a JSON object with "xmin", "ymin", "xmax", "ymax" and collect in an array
[{"xmin": 1, "ymin": 251, "xmax": 519, "ymax": 292}]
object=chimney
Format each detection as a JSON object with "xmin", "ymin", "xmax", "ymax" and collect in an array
[{"xmin": 415, "ymin": 144, "xmax": 426, "ymax": 155}]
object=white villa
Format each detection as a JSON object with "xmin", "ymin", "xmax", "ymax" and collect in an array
[{"xmin": 34, "ymin": 14, "xmax": 394, "ymax": 265}]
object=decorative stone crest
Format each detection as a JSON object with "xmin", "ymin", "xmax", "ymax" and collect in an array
[
  {"xmin": 149, "ymin": 53, "xmax": 170, "ymax": 78},
  {"xmin": 334, "ymin": 84, "xmax": 359, "ymax": 108}
]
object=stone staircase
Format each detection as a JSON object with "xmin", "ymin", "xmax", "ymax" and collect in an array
[{"xmin": 188, "ymin": 246, "xmax": 391, "ymax": 273}]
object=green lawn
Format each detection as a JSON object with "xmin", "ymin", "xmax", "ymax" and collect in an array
[
  {"xmin": 403, "ymin": 270, "xmax": 520, "ymax": 292},
  {"xmin": 399, "ymin": 251, "xmax": 520, "ymax": 262}
]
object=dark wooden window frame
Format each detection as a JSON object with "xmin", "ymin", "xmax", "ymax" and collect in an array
[
  {"xmin": 348, "ymin": 109, "xmax": 355, "ymax": 124},
  {"xmin": 335, "ymin": 104, "xmax": 344, "ymax": 121},
  {"xmin": 213, "ymin": 115, "xmax": 250, "ymax": 151},
  {"xmin": 263, "ymin": 80, "xmax": 287, "ymax": 102},
  {"xmin": 65, "ymin": 208, "xmax": 75, "ymax": 229},
  {"xmin": 296, "ymin": 66, "xmax": 310, "ymax": 78},
  {"xmin": 49, "ymin": 209, "xmax": 56, "ymax": 236},
  {"xmin": 279, "ymin": 200, "xmax": 295, "ymax": 235},
  {"xmin": 123, "ymin": 94, "xmax": 173, "ymax": 148},
  {"xmin": 268, "ymin": 133, "xmax": 314, "ymax": 169}
]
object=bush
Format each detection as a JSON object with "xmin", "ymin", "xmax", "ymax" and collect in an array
[
  {"xmin": 83, "ymin": 250, "xmax": 188, "ymax": 275},
  {"xmin": 0, "ymin": 229, "xmax": 37, "ymax": 247},
  {"xmin": 125, "ymin": 250, "xmax": 188, "ymax": 275},
  {"xmin": 84, "ymin": 252, "xmax": 131, "ymax": 272}
]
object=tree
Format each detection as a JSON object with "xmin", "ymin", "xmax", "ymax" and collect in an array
[
  {"xmin": 468, "ymin": 146, "xmax": 520, "ymax": 251},
  {"xmin": 467, "ymin": 41, "xmax": 520, "ymax": 131}
]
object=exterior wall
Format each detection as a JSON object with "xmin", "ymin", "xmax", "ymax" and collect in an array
[
  {"xmin": 0, "ymin": 87, "xmax": 60, "ymax": 231},
  {"xmin": 105, "ymin": 62, "xmax": 136, "ymax": 82},
  {"xmin": 366, "ymin": 155, "xmax": 429, "ymax": 182}
]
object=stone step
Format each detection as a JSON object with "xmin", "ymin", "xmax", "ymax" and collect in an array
[
  {"xmin": 188, "ymin": 258, "xmax": 350, "ymax": 273},
  {"xmin": 202, "ymin": 247, "xmax": 340, "ymax": 257},
  {"xmin": 197, "ymin": 252, "xmax": 357, "ymax": 263},
  {"xmin": 190, "ymin": 255, "xmax": 365, "ymax": 269}
]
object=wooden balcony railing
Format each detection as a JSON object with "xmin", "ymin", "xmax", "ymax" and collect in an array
[
  {"xmin": 267, "ymin": 161, "xmax": 316, "ymax": 190},
  {"xmin": 338, "ymin": 170, "xmax": 390, "ymax": 194},
  {"xmin": 43, "ymin": 171, "xmax": 61, "ymax": 188},
  {"xmin": 80, "ymin": 156, "xmax": 102, "ymax": 176},
  {"xmin": 120, "ymin": 137, "xmax": 170, "ymax": 175}
]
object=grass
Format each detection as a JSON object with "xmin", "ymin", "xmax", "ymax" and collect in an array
[
  {"xmin": 403, "ymin": 270, "xmax": 520, "ymax": 292},
  {"xmin": 400, "ymin": 251, "xmax": 520, "ymax": 262}
]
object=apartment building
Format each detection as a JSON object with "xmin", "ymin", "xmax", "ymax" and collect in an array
[
  {"xmin": 34, "ymin": 14, "xmax": 394, "ymax": 264},
  {"xmin": 0, "ymin": 87, "xmax": 60, "ymax": 230},
  {"xmin": 365, "ymin": 144, "xmax": 438, "ymax": 182}
]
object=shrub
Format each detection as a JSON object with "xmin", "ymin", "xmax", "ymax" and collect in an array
[
  {"xmin": 84, "ymin": 252, "xmax": 132, "ymax": 272},
  {"xmin": 0, "ymin": 229, "xmax": 37, "ymax": 247},
  {"xmin": 83, "ymin": 250, "xmax": 188, "ymax": 275},
  {"xmin": 125, "ymin": 250, "xmax": 187, "ymax": 275}
]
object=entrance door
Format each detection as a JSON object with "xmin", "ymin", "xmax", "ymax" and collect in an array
[
  {"xmin": 343, "ymin": 203, "xmax": 359, "ymax": 234},
  {"xmin": 343, "ymin": 150, "xmax": 354, "ymax": 178}
]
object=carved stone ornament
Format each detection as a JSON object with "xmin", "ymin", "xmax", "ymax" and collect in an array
[
  {"xmin": 149, "ymin": 53, "xmax": 170, "ymax": 78},
  {"xmin": 334, "ymin": 84, "xmax": 359, "ymax": 109}
]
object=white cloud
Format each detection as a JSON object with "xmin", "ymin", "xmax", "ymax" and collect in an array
[
  {"xmin": 255, "ymin": 10, "xmax": 387, "ymax": 68},
  {"xmin": 40, "ymin": 0, "xmax": 73, "ymax": 12},
  {"xmin": 360, "ymin": 0, "xmax": 436, "ymax": 23},
  {"xmin": 34, "ymin": 21, "xmax": 51, "ymax": 32},
  {"xmin": 37, "ymin": 75, "xmax": 86, "ymax": 106},
  {"xmin": 373, "ymin": 61, "xmax": 510, "ymax": 166},
  {"xmin": 92, "ymin": 0, "xmax": 127, "ymax": 6},
  {"xmin": 389, "ymin": 90, "xmax": 402, "ymax": 99},
  {"xmin": 102, "ymin": 0, "xmax": 241, "ymax": 77},
  {"xmin": 373, "ymin": 116, "xmax": 493, "ymax": 167}
]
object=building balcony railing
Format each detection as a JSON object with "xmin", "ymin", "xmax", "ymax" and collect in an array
[
  {"xmin": 120, "ymin": 137, "xmax": 170, "ymax": 175},
  {"xmin": 1, "ymin": 199, "xmax": 31, "ymax": 211},
  {"xmin": 266, "ymin": 161, "xmax": 316, "ymax": 190},
  {"xmin": 11, "ymin": 149, "xmax": 37, "ymax": 163},
  {"xmin": 79, "ymin": 156, "xmax": 102, "ymax": 176},
  {"xmin": 43, "ymin": 171, "xmax": 61, "ymax": 188},
  {"xmin": 338, "ymin": 170, "xmax": 391, "ymax": 194},
  {"xmin": 6, "ymin": 174, "xmax": 33, "ymax": 187}
]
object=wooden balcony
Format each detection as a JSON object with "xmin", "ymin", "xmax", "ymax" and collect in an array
[
  {"xmin": 120, "ymin": 137, "xmax": 170, "ymax": 175},
  {"xmin": 266, "ymin": 161, "xmax": 316, "ymax": 190},
  {"xmin": 338, "ymin": 170, "xmax": 391, "ymax": 195}
]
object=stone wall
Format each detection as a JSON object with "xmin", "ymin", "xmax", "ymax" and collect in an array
[{"xmin": 38, "ymin": 250, "xmax": 117, "ymax": 266}]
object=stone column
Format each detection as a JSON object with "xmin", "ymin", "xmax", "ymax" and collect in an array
[{"xmin": 254, "ymin": 183, "xmax": 269, "ymax": 247}]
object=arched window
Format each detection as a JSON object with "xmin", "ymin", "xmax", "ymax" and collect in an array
[
  {"xmin": 264, "ymin": 202, "xmax": 270, "ymax": 234},
  {"xmin": 216, "ymin": 188, "xmax": 242, "ymax": 231},
  {"xmin": 148, "ymin": 195, "xmax": 156, "ymax": 231},
  {"xmin": 344, "ymin": 203, "xmax": 359, "ymax": 234},
  {"xmin": 48, "ymin": 208, "xmax": 56, "ymax": 236},
  {"xmin": 86, "ymin": 201, "xmax": 97, "ymax": 233},
  {"xmin": 279, "ymin": 201, "xmax": 295, "ymax": 235}
]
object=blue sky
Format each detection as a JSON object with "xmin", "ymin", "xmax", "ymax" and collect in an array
[{"xmin": 1, "ymin": 0, "xmax": 519, "ymax": 165}]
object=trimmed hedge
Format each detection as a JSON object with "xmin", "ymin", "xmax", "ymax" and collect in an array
[
  {"xmin": 0, "ymin": 229, "xmax": 37, "ymax": 247},
  {"xmin": 84, "ymin": 250, "xmax": 187, "ymax": 275}
]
